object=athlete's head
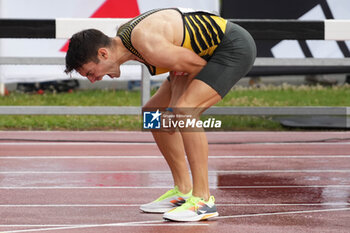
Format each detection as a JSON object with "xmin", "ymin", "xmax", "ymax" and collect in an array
[
  {"xmin": 65, "ymin": 29, "xmax": 112, "ymax": 74},
  {"xmin": 65, "ymin": 29, "xmax": 119, "ymax": 83}
]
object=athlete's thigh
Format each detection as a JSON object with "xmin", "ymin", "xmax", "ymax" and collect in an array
[
  {"xmin": 167, "ymin": 70, "xmax": 221, "ymax": 110},
  {"xmin": 176, "ymin": 78, "xmax": 221, "ymax": 108},
  {"xmin": 143, "ymin": 79, "xmax": 171, "ymax": 109},
  {"xmin": 167, "ymin": 71, "xmax": 196, "ymax": 107}
]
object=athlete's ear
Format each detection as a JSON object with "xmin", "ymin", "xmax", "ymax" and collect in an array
[{"xmin": 97, "ymin": 48, "xmax": 109, "ymax": 60}]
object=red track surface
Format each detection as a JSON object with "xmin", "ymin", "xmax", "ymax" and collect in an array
[{"xmin": 1, "ymin": 131, "xmax": 350, "ymax": 232}]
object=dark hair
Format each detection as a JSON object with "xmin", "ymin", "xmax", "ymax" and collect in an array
[{"xmin": 65, "ymin": 29, "xmax": 112, "ymax": 74}]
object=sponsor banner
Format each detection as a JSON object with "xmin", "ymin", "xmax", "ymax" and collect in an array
[{"xmin": 222, "ymin": 0, "xmax": 350, "ymax": 58}]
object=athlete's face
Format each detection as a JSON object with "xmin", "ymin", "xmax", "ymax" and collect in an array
[{"xmin": 77, "ymin": 48, "xmax": 121, "ymax": 83}]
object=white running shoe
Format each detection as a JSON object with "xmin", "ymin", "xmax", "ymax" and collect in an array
[
  {"xmin": 163, "ymin": 195, "xmax": 218, "ymax": 222},
  {"xmin": 140, "ymin": 186, "xmax": 192, "ymax": 213}
]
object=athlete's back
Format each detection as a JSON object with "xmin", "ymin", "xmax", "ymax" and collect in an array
[{"xmin": 117, "ymin": 8, "xmax": 227, "ymax": 75}]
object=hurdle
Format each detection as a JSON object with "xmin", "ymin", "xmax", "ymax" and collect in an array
[
  {"xmin": 1, "ymin": 18, "xmax": 349, "ymax": 40},
  {"xmin": 0, "ymin": 18, "xmax": 349, "ymax": 116}
]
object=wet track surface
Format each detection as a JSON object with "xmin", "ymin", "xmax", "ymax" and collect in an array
[{"xmin": 0, "ymin": 131, "xmax": 350, "ymax": 232}]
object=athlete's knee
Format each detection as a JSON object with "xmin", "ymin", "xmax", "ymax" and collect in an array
[
  {"xmin": 173, "ymin": 101, "xmax": 201, "ymax": 119},
  {"xmin": 142, "ymin": 95, "xmax": 169, "ymax": 111},
  {"xmin": 142, "ymin": 103, "xmax": 153, "ymax": 112},
  {"xmin": 174, "ymin": 98, "xmax": 190, "ymax": 112}
]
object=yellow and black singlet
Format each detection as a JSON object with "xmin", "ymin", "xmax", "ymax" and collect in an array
[{"xmin": 117, "ymin": 8, "xmax": 227, "ymax": 75}]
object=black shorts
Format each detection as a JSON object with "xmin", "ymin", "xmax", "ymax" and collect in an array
[{"xmin": 167, "ymin": 22, "xmax": 256, "ymax": 98}]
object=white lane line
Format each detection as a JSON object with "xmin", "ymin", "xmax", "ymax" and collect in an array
[
  {"xmin": 1, "ymin": 203, "xmax": 349, "ymax": 207},
  {"xmin": 216, "ymin": 207, "xmax": 350, "ymax": 220},
  {"xmin": 0, "ymin": 225, "xmax": 84, "ymax": 227},
  {"xmin": 0, "ymin": 220, "xmax": 209, "ymax": 233},
  {"xmin": 1, "ymin": 131, "xmax": 346, "ymax": 135},
  {"xmin": 1, "ymin": 208, "xmax": 349, "ymax": 233},
  {"xmin": 1, "ymin": 155, "xmax": 350, "ymax": 159},
  {"xmin": 1, "ymin": 169, "xmax": 350, "ymax": 174},
  {"xmin": 1, "ymin": 185, "xmax": 350, "ymax": 190},
  {"xmin": 1, "ymin": 156, "xmax": 163, "ymax": 159},
  {"xmin": 0, "ymin": 223, "xmax": 209, "ymax": 228},
  {"xmin": 0, "ymin": 142, "xmax": 156, "ymax": 146},
  {"xmin": 218, "ymin": 185, "xmax": 350, "ymax": 188},
  {"xmin": 1, "ymin": 142, "xmax": 350, "ymax": 145}
]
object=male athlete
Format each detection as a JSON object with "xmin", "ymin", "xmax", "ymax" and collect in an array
[{"xmin": 65, "ymin": 8, "xmax": 256, "ymax": 222}]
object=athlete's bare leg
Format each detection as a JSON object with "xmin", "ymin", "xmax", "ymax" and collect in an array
[
  {"xmin": 172, "ymin": 78, "xmax": 222, "ymax": 201},
  {"xmin": 142, "ymin": 79, "xmax": 192, "ymax": 194},
  {"xmin": 144, "ymin": 76, "xmax": 221, "ymax": 200}
]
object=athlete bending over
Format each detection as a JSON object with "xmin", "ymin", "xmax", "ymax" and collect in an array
[{"xmin": 65, "ymin": 8, "xmax": 256, "ymax": 222}]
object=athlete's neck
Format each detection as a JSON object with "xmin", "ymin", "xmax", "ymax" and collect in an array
[{"xmin": 113, "ymin": 37, "xmax": 138, "ymax": 64}]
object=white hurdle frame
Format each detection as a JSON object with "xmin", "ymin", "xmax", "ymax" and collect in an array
[{"xmin": 0, "ymin": 18, "xmax": 349, "ymax": 117}]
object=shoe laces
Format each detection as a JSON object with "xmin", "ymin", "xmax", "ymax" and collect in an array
[
  {"xmin": 181, "ymin": 196, "xmax": 202, "ymax": 211},
  {"xmin": 183, "ymin": 196, "xmax": 215, "ymax": 210}
]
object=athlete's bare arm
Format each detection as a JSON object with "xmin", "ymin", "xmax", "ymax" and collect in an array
[{"xmin": 131, "ymin": 9, "xmax": 207, "ymax": 79}]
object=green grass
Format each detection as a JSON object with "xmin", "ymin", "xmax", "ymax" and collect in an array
[
  {"xmin": 0, "ymin": 90, "xmax": 140, "ymax": 106},
  {"xmin": 220, "ymin": 84, "xmax": 350, "ymax": 106},
  {"xmin": 0, "ymin": 115, "xmax": 141, "ymax": 131},
  {"xmin": 1, "ymin": 84, "xmax": 349, "ymax": 131}
]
